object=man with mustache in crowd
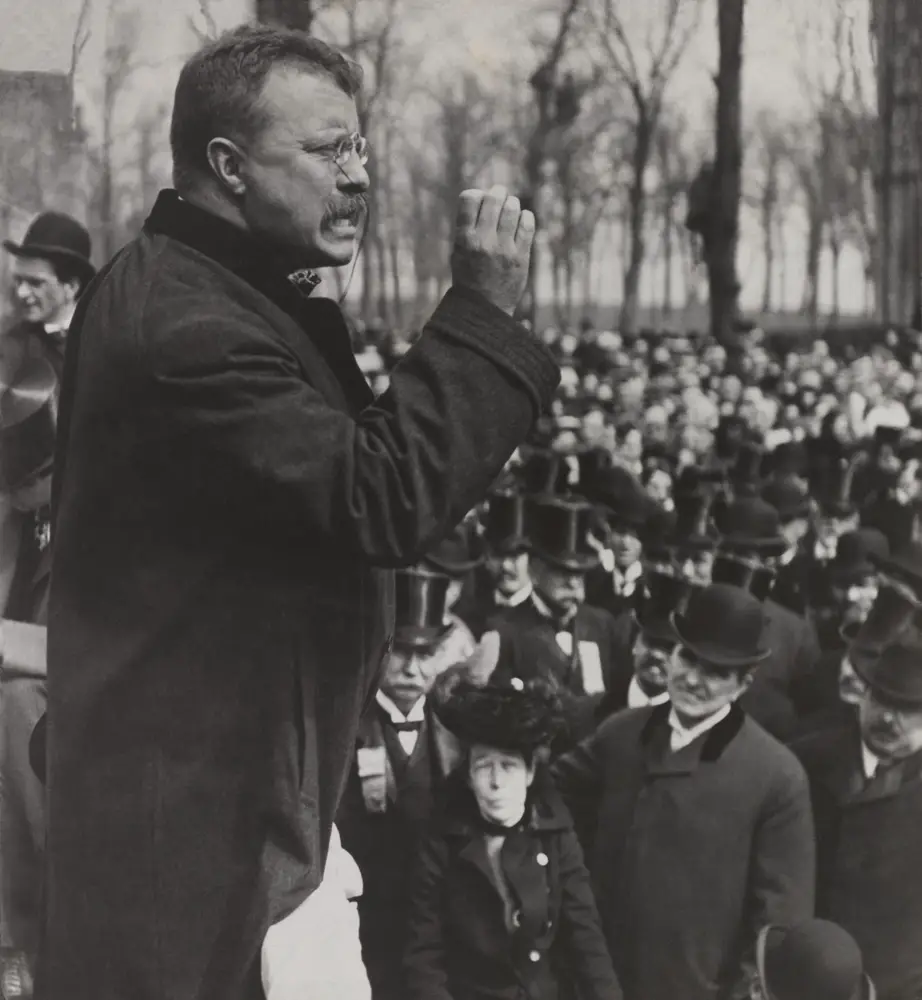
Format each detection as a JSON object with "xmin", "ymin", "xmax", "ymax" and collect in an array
[
  {"xmin": 791, "ymin": 548, "xmax": 922, "ymax": 1000},
  {"xmin": 40, "ymin": 24, "xmax": 558, "ymax": 1000},
  {"xmin": 552, "ymin": 584, "xmax": 815, "ymax": 1000}
]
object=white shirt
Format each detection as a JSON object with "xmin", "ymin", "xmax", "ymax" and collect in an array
[
  {"xmin": 375, "ymin": 690, "xmax": 426, "ymax": 755},
  {"xmin": 494, "ymin": 582, "xmax": 533, "ymax": 609},
  {"xmin": 44, "ymin": 304, "xmax": 76, "ymax": 338},
  {"xmin": 861, "ymin": 742, "xmax": 881, "ymax": 780},
  {"xmin": 627, "ymin": 676, "xmax": 670, "ymax": 709},
  {"xmin": 668, "ymin": 705, "xmax": 732, "ymax": 752}
]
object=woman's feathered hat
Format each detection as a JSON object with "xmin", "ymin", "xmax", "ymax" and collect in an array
[{"xmin": 435, "ymin": 675, "xmax": 566, "ymax": 756}]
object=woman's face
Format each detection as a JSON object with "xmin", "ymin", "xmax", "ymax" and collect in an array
[{"xmin": 468, "ymin": 745, "xmax": 535, "ymax": 827}]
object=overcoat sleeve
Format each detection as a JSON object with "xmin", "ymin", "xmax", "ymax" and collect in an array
[
  {"xmin": 550, "ymin": 724, "xmax": 608, "ymax": 848},
  {"xmin": 403, "ymin": 833, "xmax": 455, "ymax": 1000},
  {"xmin": 554, "ymin": 827, "xmax": 623, "ymax": 1000},
  {"xmin": 734, "ymin": 757, "xmax": 816, "ymax": 996},
  {"xmin": 144, "ymin": 286, "xmax": 559, "ymax": 566}
]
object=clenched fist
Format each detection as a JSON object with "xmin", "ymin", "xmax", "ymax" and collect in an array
[{"xmin": 450, "ymin": 186, "xmax": 535, "ymax": 317}]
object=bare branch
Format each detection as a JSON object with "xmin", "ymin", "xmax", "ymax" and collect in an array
[{"xmin": 68, "ymin": 0, "xmax": 93, "ymax": 84}]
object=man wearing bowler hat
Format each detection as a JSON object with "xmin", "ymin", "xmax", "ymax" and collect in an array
[
  {"xmin": 791, "ymin": 545, "xmax": 922, "ymax": 1000},
  {"xmin": 337, "ymin": 564, "xmax": 462, "ymax": 1000},
  {"xmin": 553, "ymin": 583, "xmax": 815, "ymax": 1000},
  {"xmin": 0, "ymin": 357, "xmax": 58, "ymax": 993},
  {"xmin": 492, "ymin": 493, "xmax": 626, "ymax": 699},
  {"xmin": 1, "ymin": 212, "xmax": 95, "ymax": 383}
]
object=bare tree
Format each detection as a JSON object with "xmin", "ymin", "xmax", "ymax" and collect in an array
[
  {"xmin": 749, "ymin": 111, "xmax": 789, "ymax": 314},
  {"xmin": 581, "ymin": 0, "xmax": 700, "ymax": 335}
]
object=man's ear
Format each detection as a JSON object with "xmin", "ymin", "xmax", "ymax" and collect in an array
[
  {"xmin": 206, "ymin": 137, "xmax": 247, "ymax": 197},
  {"xmin": 736, "ymin": 670, "xmax": 755, "ymax": 697}
]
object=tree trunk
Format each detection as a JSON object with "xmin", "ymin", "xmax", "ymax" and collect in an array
[
  {"xmin": 662, "ymin": 192, "xmax": 674, "ymax": 316},
  {"xmin": 775, "ymin": 212, "xmax": 787, "ymax": 312},
  {"xmin": 830, "ymin": 237, "xmax": 842, "ymax": 322},
  {"xmin": 707, "ymin": 0, "xmax": 745, "ymax": 345},
  {"xmin": 583, "ymin": 244, "xmax": 594, "ymax": 311},
  {"xmin": 802, "ymin": 197, "xmax": 822, "ymax": 327},
  {"xmin": 760, "ymin": 187, "xmax": 774, "ymax": 313},
  {"xmin": 620, "ymin": 114, "xmax": 652, "ymax": 336}
]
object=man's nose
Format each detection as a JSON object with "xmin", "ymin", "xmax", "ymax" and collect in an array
[{"xmin": 336, "ymin": 159, "xmax": 370, "ymax": 193}]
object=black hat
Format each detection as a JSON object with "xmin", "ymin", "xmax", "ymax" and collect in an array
[
  {"xmin": 821, "ymin": 454, "xmax": 866, "ymax": 518},
  {"xmin": 483, "ymin": 490, "xmax": 528, "ymax": 555},
  {"xmin": 394, "ymin": 567, "xmax": 452, "ymax": 649},
  {"xmin": 715, "ymin": 497, "xmax": 788, "ymax": 556},
  {"xmin": 761, "ymin": 476, "xmax": 812, "ymax": 524},
  {"xmin": 0, "ymin": 356, "xmax": 57, "ymax": 491},
  {"xmin": 827, "ymin": 529, "xmax": 889, "ymax": 585},
  {"xmin": 641, "ymin": 505, "xmax": 679, "ymax": 566},
  {"xmin": 527, "ymin": 495, "xmax": 599, "ymax": 572},
  {"xmin": 855, "ymin": 630, "xmax": 922, "ymax": 709},
  {"xmin": 711, "ymin": 550, "xmax": 777, "ymax": 601},
  {"xmin": 868, "ymin": 539, "xmax": 922, "ymax": 595},
  {"xmin": 766, "ymin": 441, "xmax": 808, "ymax": 479},
  {"xmin": 581, "ymin": 465, "xmax": 650, "ymax": 532},
  {"xmin": 4, "ymin": 211, "xmax": 95, "ymax": 283},
  {"xmin": 634, "ymin": 570, "xmax": 692, "ymax": 645},
  {"xmin": 519, "ymin": 447, "xmax": 570, "ymax": 496},
  {"xmin": 436, "ymin": 677, "xmax": 566, "ymax": 755},
  {"xmin": 730, "ymin": 441, "xmax": 766, "ymax": 496},
  {"xmin": 873, "ymin": 425, "xmax": 903, "ymax": 449},
  {"xmin": 671, "ymin": 582, "xmax": 771, "ymax": 668},
  {"xmin": 424, "ymin": 520, "xmax": 485, "ymax": 577},
  {"xmin": 670, "ymin": 490, "xmax": 718, "ymax": 551},
  {"xmin": 577, "ymin": 447, "xmax": 612, "ymax": 490},
  {"xmin": 847, "ymin": 581, "xmax": 922, "ymax": 675},
  {"xmin": 757, "ymin": 921, "xmax": 874, "ymax": 1000}
]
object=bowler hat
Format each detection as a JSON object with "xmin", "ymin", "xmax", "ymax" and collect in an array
[
  {"xmin": 855, "ymin": 630, "xmax": 922, "ymax": 708},
  {"xmin": 0, "ymin": 357, "xmax": 57, "ymax": 491},
  {"xmin": 436, "ymin": 677, "xmax": 566, "ymax": 756},
  {"xmin": 483, "ymin": 490, "xmax": 528, "ymax": 556},
  {"xmin": 715, "ymin": 498, "xmax": 788, "ymax": 556},
  {"xmin": 424, "ymin": 520, "xmax": 485, "ymax": 577},
  {"xmin": 634, "ymin": 570, "xmax": 691, "ymax": 645},
  {"xmin": 3, "ymin": 211, "xmax": 95, "ymax": 283},
  {"xmin": 671, "ymin": 582, "xmax": 770, "ymax": 668},
  {"xmin": 527, "ymin": 495, "xmax": 599, "ymax": 573},
  {"xmin": 394, "ymin": 567, "xmax": 452, "ymax": 650},
  {"xmin": 761, "ymin": 476, "xmax": 812, "ymax": 524},
  {"xmin": 581, "ymin": 465, "xmax": 650, "ymax": 532},
  {"xmin": 757, "ymin": 921, "xmax": 874, "ymax": 1000},
  {"xmin": 847, "ymin": 580, "xmax": 922, "ymax": 674},
  {"xmin": 710, "ymin": 550, "xmax": 777, "ymax": 601},
  {"xmin": 827, "ymin": 529, "xmax": 889, "ymax": 585}
]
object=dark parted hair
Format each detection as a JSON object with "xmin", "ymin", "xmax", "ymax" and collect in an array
[{"xmin": 170, "ymin": 23, "xmax": 363, "ymax": 192}]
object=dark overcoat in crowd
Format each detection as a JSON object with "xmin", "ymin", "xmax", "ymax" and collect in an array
[
  {"xmin": 552, "ymin": 703, "xmax": 815, "ymax": 1000},
  {"xmin": 337, "ymin": 706, "xmax": 456, "ymax": 1000},
  {"xmin": 740, "ymin": 598, "xmax": 821, "ymax": 740},
  {"xmin": 39, "ymin": 191, "xmax": 559, "ymax": 1000},
  {"xmin": 0, "ymin": 320, "xmax": 66, "ymax": 385},
  {"xmin": 791, "ymin": 718, "xmax": 922, "ymax": 1000},
  {"xmin": 491, "ymin": 596, "xmax": 629, "ymax": 699},
  {"xmin": 404, "ymin": 772, "xmax": 622, "ymax": 1000}
]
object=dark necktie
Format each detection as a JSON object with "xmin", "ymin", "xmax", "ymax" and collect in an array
[{"xmin": 390, "ymin": 720, "xmax": 422, "ymax": 733}]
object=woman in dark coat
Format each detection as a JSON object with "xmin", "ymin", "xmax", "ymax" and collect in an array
[{"xmin": 404, "ymin": 676, "xmax": 621, "ymax": 1000}]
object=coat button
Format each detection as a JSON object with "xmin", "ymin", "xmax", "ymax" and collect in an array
[
  {"xmin": 536, "ymin": 852, "xmax": 548, "ymax": 866},
  {"xmin": 529, "ymin": 950, "xmax": 540, "ymax": 963}
]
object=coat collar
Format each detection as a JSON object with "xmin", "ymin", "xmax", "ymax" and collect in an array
[
  {"xmin": 144, "ymin": 190, "xmax": 321, "ymax": 306},
  {"xmin": 640, "ymin": 700, "xmax": 745, "ymax": 772},
  {"xmin": 438, "ymin": 770, "xmax": 571, "ymax": 837}
]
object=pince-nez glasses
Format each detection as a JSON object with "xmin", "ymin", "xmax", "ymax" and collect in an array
[{"xmin": 330, "ymin": 132, "xmax": 369, "ymax": 168}]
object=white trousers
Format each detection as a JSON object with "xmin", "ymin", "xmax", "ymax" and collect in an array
[{"xmin": 261, "ymin": 825, "xmax": 371, "ymax": 1000}]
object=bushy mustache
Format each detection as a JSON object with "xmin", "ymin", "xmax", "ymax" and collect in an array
[{"xmin": 322, "ymin": 195, "xmax": 368, "ymax": 226}]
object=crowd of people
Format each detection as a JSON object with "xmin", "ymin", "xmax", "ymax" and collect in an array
[{"xmin": 2, "ymin": 19, "xmax": 922, "ymax": 1000}]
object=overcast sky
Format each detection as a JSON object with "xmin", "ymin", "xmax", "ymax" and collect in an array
[{"xmin": 1, "ymin": 0, "xmax": 877, "ymax": 316}]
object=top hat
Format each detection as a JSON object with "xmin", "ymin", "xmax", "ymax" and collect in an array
[
  {"xmin": 710, "ymin": 550, "xmax": 777, "ymax": 602},
  {"xmin": 670, "ymin": 490, "xmax": 719, "ymax": 551},
  {"xmin": 670, "ymin": 582, "xmax": 771, "ymax": 669},
  {"xmin": 821, "ymin": 454, "xmax": 867, "ymax": 518},
  {"xmin": 641, "ymin": 505, "xmax": 679, "ymax": 566},
  {"xmin": 436, "ymin": 676, "xmax": 566, "ymax": 756},
  {"xmin": 855, "ymin": 630, "xmax": 922, "ymax": 709},
  {"xmin": 577, "ymin": 447, "xmax": 612, "ymax": 490},
  {"xmin": 715, "ymin": 497, "xmax": 788, "ymax": 556},
  {"xmin": 827, "ymin": 529, "xmax": 889, "ymax": 585},
  {"xmin": 483, "ymin": 490, "xmax": 529, "ymax": 556},
  {"xmin": 424, "ymin": 520, "xmax": 486, "ymax": 577},
  {"xmin": 527, "ymin": 495, "xmax": 599, "ymax": 573},
  {"xmin": 757, "ymin": 921, "xmax": 874, "ymax": 1000},
  {"xmin": 761, "ymin": 476, "xmax": 812, "ymax": 524},
  {"xmin": 394, "ymin": 567, "xmax": 453, "ymax": 649},
  {"xmin": 634, "ymin": 570, "xmax": 692, "ymax": 646},
  {"xmin": 581, "ymin": 465, "xmax": 650, "ymax": 533},
  {"xmin": 3, "ymin": 211, "xmax": 95, "ymax": 283},
  {"xmin": 519, "ymin": 447, "xmax": 571, "ymax": 496},
  {"xmin": 0, "ymin": 357, "xmax": 57, "ymax": 491},
  {"xmin": 730, "ymin": 441, "xmax": 766, "ymax": 496}
]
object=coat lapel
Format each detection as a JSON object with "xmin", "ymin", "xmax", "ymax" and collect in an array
[{"xmin": 501, "ymin": 829, "xmax": 550, "ymax": 940}]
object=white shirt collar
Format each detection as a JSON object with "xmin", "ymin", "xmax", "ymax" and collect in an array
[
  {"xmin": 44, "ymin": 304, "xmax": 76, "ymax": 335},
  {"xmin": 375, "ymin": 689, "xmax": 426, "ymax": 724},
  {"xmin": 494, "ymin": 582, "xmax": 533, "ymax": 608},
  {"xmin": 861, "ymin": 741, "xmax": 881, "ymax": 780},
  {"xmin": 627, "ymin": 675, "xmax": 670, "ymax": 709},
  {"xmin": 668, "ymin": 704, "xmax": 732, "ymax": 752}
]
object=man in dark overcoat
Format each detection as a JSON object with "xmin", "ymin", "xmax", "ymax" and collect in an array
[
  {"xmin": 40, "ymin": 25, "xmax": 558, "ymax": 1000},
  {"xmin": 790, "ymin": 559, "xmax": 922, "ymax": 1000},
  {"xmin": 552, "ymin": 584, "xmax": 815, "ymax": 1000}
]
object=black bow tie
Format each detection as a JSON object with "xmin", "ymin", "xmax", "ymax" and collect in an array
[{"xmin": 388, "ymin": 719, "xmax": 423, "ymax": 733}]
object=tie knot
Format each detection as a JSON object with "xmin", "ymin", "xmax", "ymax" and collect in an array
[{"xmin": 390, "ymin": 719, "xmax": 422, "ymax": 733}]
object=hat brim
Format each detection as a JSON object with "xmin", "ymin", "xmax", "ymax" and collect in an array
[
  {"xmin": 3, "ymin": 240, "xmax": 96, "ymax": 280},
  {"xmin": 394, "ymin": 621, "xmax": 453, "ymax": 651},
  {"xmin": 827, "ymin": 563, "xmax": 876, "ymax": 586},
  {"xmin": 633, "ymin": 610, "xmax": 679, "ymax": 646},
  {"xmin": 670, "ymin": 610, "xmax": 771, "ymax": 669},
  {"xmin": 868, "ymin": 550, "xmax": 922, "ymax": 590},
  {"xmin": 425, "ymin": 555, "xmax": 485, "ymax": 576},
  {"xmin": 530, "ymin": 547, "xmax": 599, "ymax": 573},
  {"xmin": 485, "ymin": 536, "xmax": 530, "ymax": 556},
  {"xmin": 719, "ymin": 534, "xmax": 788, "ymax": 557},
  {"xmin": 670, "ymin": 533, "xmax": 718, "ymax": 552}
]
